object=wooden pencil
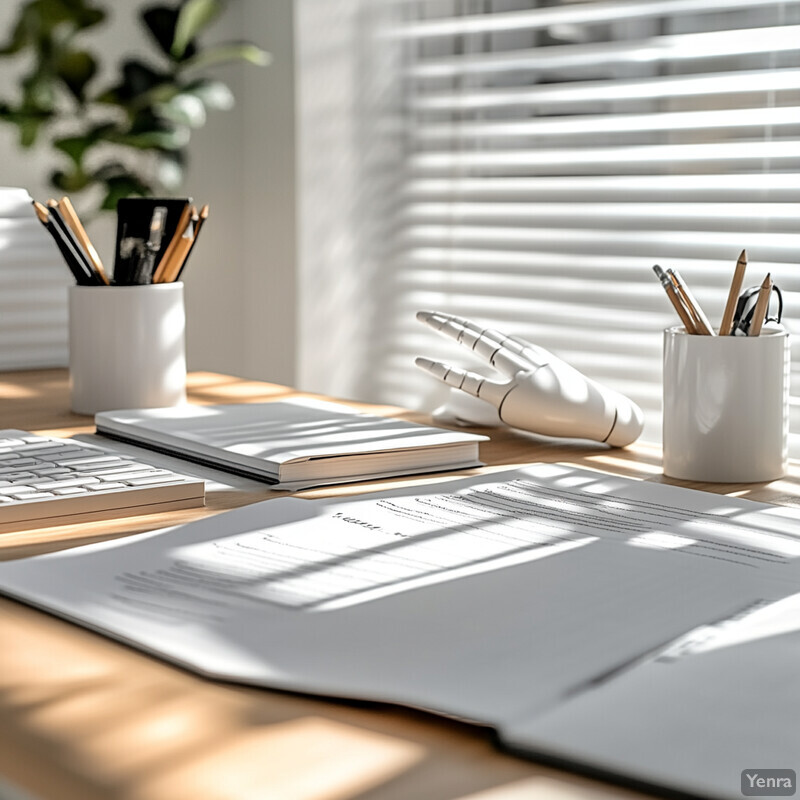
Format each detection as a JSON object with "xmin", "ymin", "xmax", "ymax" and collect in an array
[
  {"xmin": 57, "ymin": 196, "xmax": 110, "ymax": 285},
  {"xmin": 152, "ymin": 202, "xmax": 192, "ymax": 283},
  {"xmin": 667, "ymin": 268, "xmax": 714, "ymax": 336},
  {"xmin": 719, "ymin": 249, "xmax": 747, "ymax": 336},
  {"xmin": 653, "ymin": 265, "xmax": 698, "ymax": 334},
  {"xmin": 159, "ymin": 209, "xmax": 198, "ymax": 283},
  {"xmin": 174, "ymin": 203, "xmax": 208, "ymax": 281},
  {"xmin": 748, "ymin": 273, "xmax": 772, "ymax": 336}
]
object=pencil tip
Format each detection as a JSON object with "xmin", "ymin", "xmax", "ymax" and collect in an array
[
  {"xmin": 739, "ymin": 249, "xmax": 747, "ymax": 261},
  {"xmin": 32, "ymin": 201, "xmax": 49, "ymax": 222}
]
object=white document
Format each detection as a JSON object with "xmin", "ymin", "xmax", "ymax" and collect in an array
[
  {"xmin": 1, "ymin": 464, "xmax": 799, "ymax": 730},
  {"xmin": 503, "ymin": 592, "xmax": 800, "ymax": 800}
]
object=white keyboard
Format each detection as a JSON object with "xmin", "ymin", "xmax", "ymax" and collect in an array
[{"xmin": 0, "ymin": 430, "xmax": 205, "ymax": 532}]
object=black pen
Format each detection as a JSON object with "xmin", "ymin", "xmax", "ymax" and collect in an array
[
  {"xmin": 46, "ymin": 199, "xmax": 101, "ymax": 285},
  {"xmin": 32, "ymin": 201, "xmax": 100, "ymax": 285}
]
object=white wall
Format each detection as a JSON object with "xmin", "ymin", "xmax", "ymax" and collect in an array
[
  {"xmin": 0, "ymin": 0, "xmax": 297, "ymax": 386},
  {"xmin": 294, "ymin": 0, "xmax": 404, "ymax": 403}
]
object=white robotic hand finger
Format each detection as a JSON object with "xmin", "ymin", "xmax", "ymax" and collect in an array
[
  {"xmin": 415, "ymin": 311, "xmax": 643, "ymax": 447},
  {"xmin": 416, "ymin": 310, "xmax": 548, "ymax": 377}
]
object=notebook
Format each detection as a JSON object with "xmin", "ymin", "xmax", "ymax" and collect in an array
[{"xmin": 95, "ymin": 398, "xmax": 487, "ymax": 490}]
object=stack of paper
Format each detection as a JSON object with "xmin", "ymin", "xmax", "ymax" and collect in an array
[{"xmin": 0, "ymin": 187, "xmax": 70, "ymax": 370}]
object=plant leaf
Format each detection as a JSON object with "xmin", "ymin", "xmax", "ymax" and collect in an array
[
  {"xmin": 185, "ymin": 78, "xmax": 234, "ymax": 110},
  {"xmin": 156, "ymin": 150, "xmax": 185, "ymax": 189},
  {"xmin": 156, "ymin": 92, "xmax": 206, "ymax": 127},
  {"xmin": 51, "ymin": 167, "xmax": 91, "ymax": 192},
  {"xmin": 96, "ymin": 59, "xmax": 169, "ymax": 106},
  {"xmin": 56, "ymin": 50, "xmax": 98, "ymax": 102},
  {"xmin": 53, "ymin": 133, "xmax": 95, "ymax": 164},
  {"xmin": 141, "ymin": 4, "xmax": 196, "ymax": 61},
  {"xmin": 0, "ymin": 11, "xmax": 34, "ymax": 55},
  {"xmin": 180, "ymin": 41, "xmax": 271, "ymax": 72},
  {"xmin": 53, "ymin": 122, "xmax": 116, "ymax": 164},
  {"xmin": 172, "ymin": 0, "xmax": 222, "ymax": 60},
  {"xmin": 99, "ymin": 174, "xmax": 154, "ymax": 210}
]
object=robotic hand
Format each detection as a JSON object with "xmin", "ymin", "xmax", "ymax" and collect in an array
[{"xmin": 415, "ymin": 310, "xmax": 643, "ymax": 447}]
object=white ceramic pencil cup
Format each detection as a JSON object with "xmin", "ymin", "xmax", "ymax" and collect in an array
[
  {"xmin": 662, "ymin": 326, "xmax": 790, "ymax": 483},
  {"xmin": 68, "ymin": 282, "xmax": 187, "ymax": 415}
]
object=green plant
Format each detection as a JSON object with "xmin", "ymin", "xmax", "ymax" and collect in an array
[{"xmin": 0, "ymin": 0, "xmax": 269, "ymax": 212}]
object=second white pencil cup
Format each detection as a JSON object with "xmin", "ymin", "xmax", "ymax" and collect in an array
[
  {"xmin": 662, "ymin": 326, "xmax": 790, "ymax": 483},
  {"xmin": 69, "ymin": 283, "xmax": 187, "ymax": 415}
]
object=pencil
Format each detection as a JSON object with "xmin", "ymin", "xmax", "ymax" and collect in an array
[
  {"xmin": 159, "ymin": 209, "xmax": 197, "ymax": 283},
  {"xmin": 57, "ymin": 196, "xmax": 110, "ymax": 285},
  {"xmin": 175, "ymin": 203, "xmax": 208, "ymax": 281},
  {"xmin": 151, "ymin": 202, "xmax": 192, "ymax": 283},
  {"xmin": 718, "ymin": 249, "xmax": 747, "ymax": 336},
  {"xmin": 46, "ymin": 199, "xmax": 101, "ymax": 285},
  {"xmin": 666, "ymin": 268, "xmax": 715, "ymax": 336},
  {"xmin": 653, "ymin": 265, "xmax": 697, "ymax": 334},
  {"xmin": 748, "ymin": 273, "xmax": 772, "ymax": 336},
  {"xmin": 33, "ymin": 201, "xmax": 99, "ymax": 286}
]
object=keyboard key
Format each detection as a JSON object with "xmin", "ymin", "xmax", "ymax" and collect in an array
[
  {"xmin": 81, "ymin": 463, "xmax": 144, "ymax": 475},
  {"xmin": 124, "ymin": 474, "xmax": 184, "ymax": 486},
  {"xmin": 14, "ymin": 442, "xmax": 72, "ymax": 453},
  {"xmin": 0, "ymin": 464, "xmax": 37, "ymax": 475},
  {"xmin": 89, "ymin": 469, "xmax": 165, "ymax": 481},
  {"xmin": 87, "ymin": 482, "xmax": 127, "ymax": 491},
  {"xmin": 31, "ymin": 477, "xmax": 100, "ymax": 490},
  {"xmin": 36, "ymin": 449, "xmax": 98, "ymax": 462},
  {"xmin": 30, "ymin": 467, "xmax": 72, "ymax": 477},
  {"xmin": 52, "ymin": 487, "xmax": 89, "ymax": 496},
  {"xmin": 57, "ymin": 455, "xmax": 127, "ymax": 467}
]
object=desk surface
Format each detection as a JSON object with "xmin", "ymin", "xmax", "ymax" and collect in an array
[{"xmin": 2, "ymin": 369, "xmax": 799, "ymax": 800}]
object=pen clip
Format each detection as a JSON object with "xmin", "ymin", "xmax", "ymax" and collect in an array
[{"xmin": 732, "ymin": 283, "xmax": 783, "ymax": 335}]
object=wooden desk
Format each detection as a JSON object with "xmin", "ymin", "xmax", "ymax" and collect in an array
[{"xmin": 1, "ymin": 370, "xmax": 799, "ymax": 800}]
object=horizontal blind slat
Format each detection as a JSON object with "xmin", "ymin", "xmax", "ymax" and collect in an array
[
  {"xmin": 414, "ymin": 106, "xmax": 800, "ymax": 141},
  {"xmin": 393, "ymin": 0, "xmax": 796, "ymax": 39},
  {"xmin": 403, "ymin": 226, "xmax": 800, "ymax": 259},
  {"xmin": 403, "ymin": 174, "xmax": 800, "ymax": 201},
  {"xmin": 412, "ymin": 68, "xmax": 800, "ymax": 112},
  {"xmin": 411, "ymin": 141, "xmax": 800, "ymax": 172},
  {"xmin": 408, "ymin": 25, "xmax": 800, "ymax": 78}
]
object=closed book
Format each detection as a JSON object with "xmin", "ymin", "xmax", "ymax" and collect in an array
[{"xmin": 96, "ymin": 398, "xmax": 487, "ymax": 489}]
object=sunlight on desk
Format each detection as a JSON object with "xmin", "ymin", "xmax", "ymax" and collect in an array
[
  {"xmin": 138, "ymin": 717, "xmax": 423, "ymax": 800},
  {"xmin": 456, "ymin": 775, "xmax": 634, "ymax": 800},
  {"xmin": 0, "ymin": 382, "xmax": 36, "ymax": 399},
  {"xmin": 187, "ymin": 372, "xmax": 293, "ymax": 402}
]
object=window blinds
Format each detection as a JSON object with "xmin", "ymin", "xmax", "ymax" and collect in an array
[{"xmin": 363, "ymin": 0, "xmax": 800, "ymax": 448}]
